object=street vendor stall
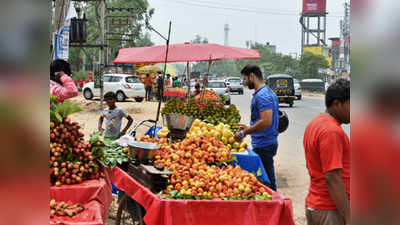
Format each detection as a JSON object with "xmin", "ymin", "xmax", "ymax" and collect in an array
[
  {"xmin": 110, "ymin": 42, "xmax": 295, "ymax": 225},
  {"xmin": 106, "ymin": 114, "xmax": 294, "ymax": 225}
]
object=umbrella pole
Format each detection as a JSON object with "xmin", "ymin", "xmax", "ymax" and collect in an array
[
  {"xmin": 200, "ymin": 59, "xmax": 212, "ymax": 102},
  {"xmin": 155, "ymin": 21, "xmax": 172, "ymax": 136},
  {"xmin": 186, "ymin": 61, "xmax": 190, "ymax": 103}
]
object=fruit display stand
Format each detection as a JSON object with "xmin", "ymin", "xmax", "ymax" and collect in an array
[
  {"xmin": 112, "ymin": 166, "xmax": 295, "ymax": 225},
  {"xmin": 146, "ymin": 124, "xmax": 271, "ymax": 184}
]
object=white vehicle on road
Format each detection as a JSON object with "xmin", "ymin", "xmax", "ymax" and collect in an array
[
  {"xmin": 294, "ymin": 79, "xmax": 302, "ymax": 100},
  {"xmin": 82, "ymin": 74, "xmax": 145, "ymax": 102}
]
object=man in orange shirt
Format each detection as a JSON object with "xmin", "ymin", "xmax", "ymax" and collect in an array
[
  {"xmin": 303, "ymin": 79, "xmax": 350, "ymax": 225},
  {"xmin": 144, "ymin": 74, "xmax": 153, "ymax": 101}
]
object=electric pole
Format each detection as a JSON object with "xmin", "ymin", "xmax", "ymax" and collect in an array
[{"xmin": 342, "ymin": 1, "xmax": 350, "ymax": 76}]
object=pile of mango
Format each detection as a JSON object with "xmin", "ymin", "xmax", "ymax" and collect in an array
[{"xmin": 187, "ymin": 119, "xmax": 247, "ymax": 153}]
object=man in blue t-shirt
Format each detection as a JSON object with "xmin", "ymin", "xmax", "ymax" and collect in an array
[{"xmin": 234, "ymin": 65, "xmax": 279, "ymax": 190}]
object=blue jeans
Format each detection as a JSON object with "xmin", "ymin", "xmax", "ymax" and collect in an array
[{"xmin": 254, "ymin": 143, "xmax": 278, "ymax": 191}]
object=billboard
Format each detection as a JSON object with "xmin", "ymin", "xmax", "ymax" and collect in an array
[
  {"xmin": 304, "ymin": 46, "xmax": 323, "ymax": 56},
  {"xmin": 302, "ymin": 0, "xmax": 327, "ymax": 14},
  {"xmin": 304, "ymin": 46, "xmax": 332, "ymax": 66}
]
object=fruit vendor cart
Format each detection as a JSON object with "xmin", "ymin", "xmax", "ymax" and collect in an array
[
  {"xmin": 112, "ymin": 166, "xmax": 295, "ymax": 225},
  {"xmin": 109, "ymin": 116, "xmax": 294, "ymax": 225},
  {"xmin": 111, "ymin": 43, "xmax": 295, "ymax": 224}
]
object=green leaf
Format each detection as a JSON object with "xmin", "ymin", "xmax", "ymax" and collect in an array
[
  {"xmin": 116, "ymin": 158, "xmax": 123, "ymax": 165},
  {"xmin": 231, "ymin": 155, "xmax": 238, "ymax": 164},
  {"xmin": 89, "ymin": 131, "xmax": 102, "ymax": 145},
  {"xmin": 55, "ymin": 112, "xmax": 63, "ymax": 123}
]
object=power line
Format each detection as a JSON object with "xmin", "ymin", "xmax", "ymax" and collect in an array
[
  {"xmin": 183, "ymin": 0, "xmax": 301, "ymax": 14},
  {"xmin": 159, "ymin": 0, "xmax": 344, "ymax": 18},
  {"xmin": 190, "ymin": 0, "xmax": 346, "ymax": 15}
]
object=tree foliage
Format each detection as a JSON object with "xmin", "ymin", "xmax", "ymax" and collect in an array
[
  {"xmin": 298, "ymin": 51, "xmax": 329, "ymax": 79},
  {"xmin": 191, "ymin": 35, "xmax": 209, "ymax": 44},
  {"xmin": 190, "ymin": 38, "xmax": 328, "ymax": 80}
]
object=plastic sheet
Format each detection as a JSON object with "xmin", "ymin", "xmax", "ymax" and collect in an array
[
  {"xmin": 232, "ymin": 148, "xmax": 270, "ymax": 184},
  {"xmin": 112, "ymin": 166, "xmax": 295, "ymax": 225}
]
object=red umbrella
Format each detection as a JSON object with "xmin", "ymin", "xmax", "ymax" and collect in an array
[{"xmin": 113, "ymin": 42, "xmax": 260, "ymax": 63}]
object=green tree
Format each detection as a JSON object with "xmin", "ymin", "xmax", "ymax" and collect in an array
[
  {"xmin": 235, "ymin": 42, "xmax": 299, "ymax": 78},
  {"xmin": 298, "ymin": 51, "xmax": 329, "ymax": 79},
  {"xmin": 191, "ymin": 35, "xmax": 209, "ymax": 44}
]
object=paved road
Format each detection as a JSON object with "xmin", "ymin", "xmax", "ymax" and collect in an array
[{"xmin": 231, "ymin": 88, "xmax": 349, "ymax": 225}]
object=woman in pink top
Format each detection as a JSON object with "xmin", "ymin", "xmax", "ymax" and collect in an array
[{"xmin": 50, "ymin": 59, "xmax": 78, "ymax": 102}]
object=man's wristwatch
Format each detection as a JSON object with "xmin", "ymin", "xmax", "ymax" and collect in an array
[{"xmin": 239, "ymin": 131, "xmax": 245, "ymax": 139}]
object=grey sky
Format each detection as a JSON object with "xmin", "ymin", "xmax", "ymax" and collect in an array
[{"xmin": 147, "ymin": 0, "xmax": 345, "ymax": 55}]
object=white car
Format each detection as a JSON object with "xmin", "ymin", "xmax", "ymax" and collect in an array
[
  {"xmin": 226, "ymin": 77, "xmax": 244, "ymax": 95},
  {"xmin": 82, "ymin": 74, "xmax": 145, "ymax": 102},
  {"xmin": 294, "ymin": 79, "xmax": 302, "ymax": 100}
]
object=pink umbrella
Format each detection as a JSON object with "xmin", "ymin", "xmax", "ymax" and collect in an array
[{"xmin": 113, "ymin": 42, "xmax": 260, "ymax": 63}]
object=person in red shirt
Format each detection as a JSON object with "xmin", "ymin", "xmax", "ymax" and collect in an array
[
  {"xmin": 144, "ymin": 74, "xmax": 153, "ymax": 101},
  {"xmin": 303, "ymin": 79, "xmax": 350, "ymax": 225}
]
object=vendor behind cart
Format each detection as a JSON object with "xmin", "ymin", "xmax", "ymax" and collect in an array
[
  {"xmin": 98, "ymin": 92, "xmax": 133, "ymax": 143},
  {"xmin": 234, "ymin": 65, "xmax": 279, "ymax": 191}
]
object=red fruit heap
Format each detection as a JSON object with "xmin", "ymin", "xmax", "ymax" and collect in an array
[
  {"xmin": 50, "ymin": 118, "xmax": 101, "ymax": 187},
  {"xmin": 195, "ymin": 90, "xmax": 220, "ymax": 102},
  {"xmin": 138, "ymin": 136, "xmax": 271, "ymax": 200},
  {"xmin": 50, "ymin": 199, "xmax": 84, "ymax": 218}
]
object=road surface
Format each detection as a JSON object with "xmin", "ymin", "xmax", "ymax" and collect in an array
[{"xmin": 231, "ymin": 88, "xmax": 349, "ymax": 225}]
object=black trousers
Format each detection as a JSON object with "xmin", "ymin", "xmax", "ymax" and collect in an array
[{"xmin": 145, "ymin": 86, "xmax": 152, "ymax": 101}]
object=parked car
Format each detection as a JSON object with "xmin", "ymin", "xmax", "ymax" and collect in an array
[
  {"xmin": 82, "ymin": 74, "xmax": 145, "ymax": 102},
  {"xmin": 225, "ymin": 77, "xmax": 244, "ymax": 94},
  {"xmin": 206, "ymin": 80, "xmax": 231, "ymax": 105},
  {"xmin": 294, "ymin": 79, "xmax": 302, "ymax": 100},
  {"xmin": 265, "ymin": 74, "xmax": 295, "ymax": 107}
]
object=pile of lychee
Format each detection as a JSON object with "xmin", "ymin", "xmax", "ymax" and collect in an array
[
  {"xmin": 50, "ymin": 199, "xmax": 84, "ymax": 218},
  {"xmin": 50, "ymin": 118, "xmax": 101, "ymax": 186}
]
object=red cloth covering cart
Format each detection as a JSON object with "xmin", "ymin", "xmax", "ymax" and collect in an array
[{"xmin": 112, "ymin": 166, "xmax": 295, "ymax": 225}]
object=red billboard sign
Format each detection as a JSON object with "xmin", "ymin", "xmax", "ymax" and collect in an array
[{"xmin": 302, "ymin": 0, "xmax": 327, "ymax": 14}]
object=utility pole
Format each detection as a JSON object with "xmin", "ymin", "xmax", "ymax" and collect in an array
[
  {"xmin": 100, "ymin": 0, "xmax": 105, "ymax": 112},
  {"xmin": 342, "ymin": 1, "xmax": 350, "ymax": 76}
]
